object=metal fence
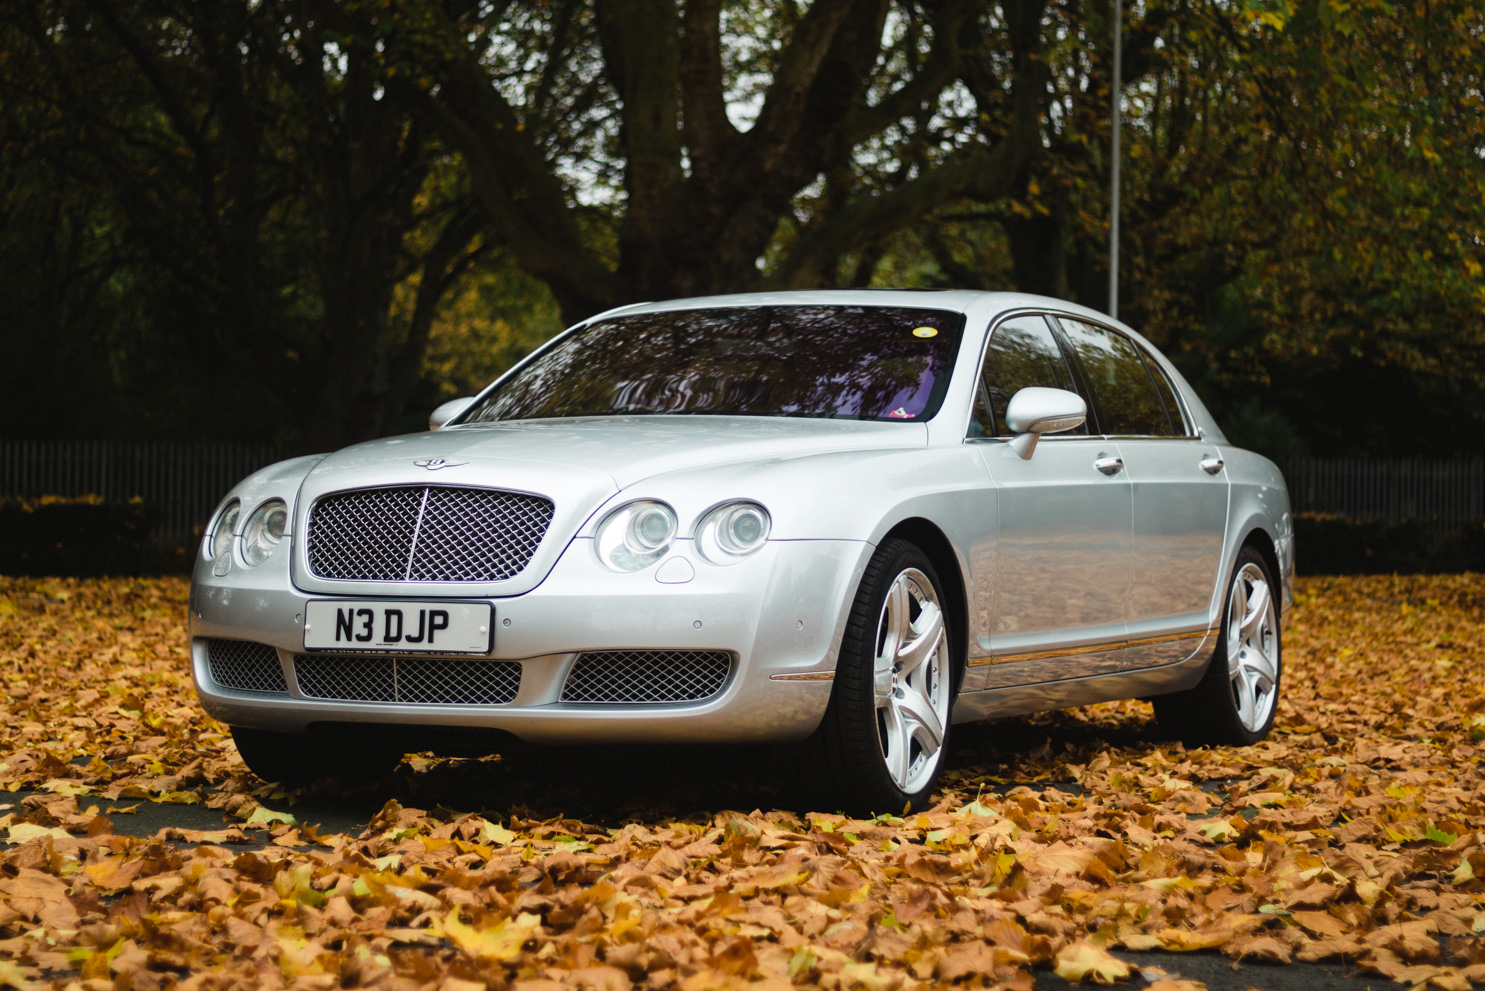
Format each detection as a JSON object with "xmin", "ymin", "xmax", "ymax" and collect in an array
[
  {"xmin": 3, "ymin": 443, "xmax": 1484, "ymax": 548},
  {"xmin": 0, "ymin": 440, "xmax": 292, "ymax": 549},
  {"xmin": 1281, "ymin": 458, "xmax": 1485, "ymax": 530}
]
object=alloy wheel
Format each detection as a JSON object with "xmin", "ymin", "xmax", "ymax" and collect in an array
[
  {"xmin": 872, "ymin": 568, "xmax": 951, "ymax": 794},
  {"xmin": 1226, "ymin": 562, "xmax": 1278, "ymax": 733}
]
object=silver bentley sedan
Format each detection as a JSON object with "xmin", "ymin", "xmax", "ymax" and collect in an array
[{"xmin": 189, "ymin": 290, "xmax": 1293, "ymax": 812}]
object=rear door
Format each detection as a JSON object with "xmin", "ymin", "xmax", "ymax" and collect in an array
[
  {"xmin": 1055, "ymin": 317, "xmax": 1230, "ymax": 667},
  {"xmin": 968, "ymin": 314, "xmax": 1133, "ymax": 689}
]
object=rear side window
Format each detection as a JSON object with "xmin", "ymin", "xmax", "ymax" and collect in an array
[
  {"xmin": 1055, "ymin": 318, "xmax": 1173, "ymax": 436},
  {"xmin": 975, "ymin": 315, "xmax": 1087, "ymax": 437},
  {"xmin": 1139, "ymin": 346, "xmax": 1190, "ymax": 435}
]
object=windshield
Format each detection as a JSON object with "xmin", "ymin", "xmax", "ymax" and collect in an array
[{"xmin": 461, "ymin": 305, "xmax": 967, "ymax": 424}]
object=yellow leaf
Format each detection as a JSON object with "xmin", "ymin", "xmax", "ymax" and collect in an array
[
  {"xmin": 480, "ymin": 820, "xmax": 517, "ymax": 846},
  {"xmin": 0, "ymin": 960, "xmax": 37, "ymax": 991},
  {"xmin": 1054, "ymin": 940, "xmax": 1130, "ymax": 984},
  {"xmin": 6, "ymin": 823, "xmax": 69, "ymax": 844},
  {"xmin": 244, "ymin": 806, "xmax": 296, "ymax": 827},
  {"xmin": 432, "ymin": 910, "xmax": 541, "ymax": 961}
]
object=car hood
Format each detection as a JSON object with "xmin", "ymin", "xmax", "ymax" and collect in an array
[
  {"xmin": 290, "ymin": 416, "xmax": 925, "ymax": 597},
  {"xmin": 310, "ymin": 416, "xmax": 925, "ymax": 487}
]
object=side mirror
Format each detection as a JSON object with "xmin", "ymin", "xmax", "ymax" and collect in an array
[
  {"xmin": 429, "ymin": 397, "xmax": 475, "ymax": 431},
  {"xmin": 1004, "ymin": 387, "xmax": 1086, "ymax": 459}
]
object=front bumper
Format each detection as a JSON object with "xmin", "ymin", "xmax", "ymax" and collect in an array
[{"xmin": 188, "ymin": 537, "xmax": 868, "ymax": 745}]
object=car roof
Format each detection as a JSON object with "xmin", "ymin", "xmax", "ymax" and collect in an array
[{"xmin": 595, "ymin": 289, "xmax": 1125, "ymax": 331}]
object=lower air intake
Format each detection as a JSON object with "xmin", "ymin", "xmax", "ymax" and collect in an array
[
  {"xmin": 293, "ymin": 655, "xmax": 520, "ymax": 705},
  {"xmin": 205, "ymin": 639, "xmax": 288, "ymax": 694},
  {"xmin": 561, "ymin": 650, "xmax": 732, "ymax": 704}
]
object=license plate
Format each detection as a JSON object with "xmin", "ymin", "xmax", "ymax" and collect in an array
[{"xmin": 303, "ymin": 600, "xmax": 493, "ymax": 653}]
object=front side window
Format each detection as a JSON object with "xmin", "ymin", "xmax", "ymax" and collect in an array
[
  {"xmin": 1055, "ymin": 318, "xmax": 1173, "ymax": 436},
  {"xmin": 461, "ymin": 306, "xmax": 966, "ymax": 423},
  {"xmin": 974, "ymin": 315, "xmax": 1088, "ymax": 437}
]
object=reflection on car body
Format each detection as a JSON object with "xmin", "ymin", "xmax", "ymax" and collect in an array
[{"xmin": 189, "ymin": 290, "xmax": 1293, "ymax": 813}]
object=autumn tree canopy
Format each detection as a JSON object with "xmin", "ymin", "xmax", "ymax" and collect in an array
[{"xmin": 0, "ymin": 0, "xmax": 1481, "ymax": 454}]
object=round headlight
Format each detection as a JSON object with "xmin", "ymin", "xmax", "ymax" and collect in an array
[
  {"xmin": 595, "ymin": 500, "xmax": 677, "ymax": 572},
  {"xmin": 696, "ymin": 501, "xmax": 771, "ymax": 564},
  {"xmin": 241, "ymin": 499, "xmax": 288, "ymax": 567},
  {"xmin": 210, "ymin": 500, "xmax": 240, "ymax": 560}
]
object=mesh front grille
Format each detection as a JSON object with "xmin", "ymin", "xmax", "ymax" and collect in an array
[
  {"xmin": 205, "ymin": 639, "xmax": 287, "ymax": 694},
  {"xmin": 307, "ymin": 485, "xmax": 554, "ymax": 582},
  {"xmin": 561, "ymin": 650, "xmax": 732, "ymax": 704},
  {"xmin": 293, "ymin": 655, "xmax": 520, "ymax": 705}
]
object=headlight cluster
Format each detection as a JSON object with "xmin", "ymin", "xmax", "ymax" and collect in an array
[
  {"xmin": 207, "ymin": 498, "xmax": 288, "ymax": 569},
  {"xmin": 696, "ymin": 502, "xmax": 771, "ymax": 564},
  {"xmin": 210, "ymin": 500, "xmax": 240, "ymax": 560},
  {"xmin": 242, "ymin": 500, "xmax": 288, "ymax": 566},
  {"xmin": 594, "ymin": 499, "xmax": 771, "ymax": 572},
  {"xmin": 595, "ymin": 501, "xmax": 677, "ymax": 572}
]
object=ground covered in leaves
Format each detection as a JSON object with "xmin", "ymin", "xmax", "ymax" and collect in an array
[{"xmin": 2, "ymin": 575, "xmax": 1485, "ymax": 991}]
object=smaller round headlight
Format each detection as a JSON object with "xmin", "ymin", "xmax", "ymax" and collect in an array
[
  {"xmin": 696, "ymin": 501, "xmax": 771, "ymax": 564},
  {"xmin": 241, "ymin": 499, "xmax": 288, "ymax": 567},
  {"xmin": 210, "ymin": 500, "xmax": 240, "ymax": 560},
  {"xmin": 595, "ymin": 500, "xmax": 677, "ymax": 572}
]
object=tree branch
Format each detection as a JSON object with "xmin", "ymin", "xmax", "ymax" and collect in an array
[
  {"xmin": 595, "ymin": 0, "xmax": 685, "ymax": 251},
  {"xmin": 743, "ymin": 0, "xmax": 864, "ymax": 170},
  {"xmin": 846, "ymin": 0, "xmax": 981, "ymax": 144},
  {"xmin": 400, "ymin": 34, "xmax": 622, "ymax": 320},
  {"xmin": 764, "ymin": 54, "xmax": 1048, "ymax": 289},
  {"xmin": 384, "ymin": 204, "xmax": 491, "ymax": 428},
  {"xmin": 679, "ymin": 0, "xmax": 738, "ymax": 183}
]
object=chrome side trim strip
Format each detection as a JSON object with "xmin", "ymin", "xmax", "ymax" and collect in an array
[
  {"xmin": 769, "ymin": 671, "xmax": 835, "ymax": 682},
  {"xmin": 967, "ymin": 626, "xmax": 1217, "ymax": 667},
  {"xmin": 1126, "ymin": 628, "xmax": 1213, "ymax": 649}
]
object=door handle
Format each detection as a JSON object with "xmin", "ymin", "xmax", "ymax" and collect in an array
[
  {"xmin": 1094, "ymin": 456, "xmax": 1124, "ymax": 475},
  {"xmin": 1200, "ymin": 457, "xmax": 1225, "ymax": 474}
]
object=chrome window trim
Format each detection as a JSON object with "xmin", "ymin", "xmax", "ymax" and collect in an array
[
  {"xmin": 1043, "ymin": 312, "xmax": 1201, "ymax": 440},
  {"xmin": 964, "ymin": 307, "xmax": 1100, "ymax": 442}
]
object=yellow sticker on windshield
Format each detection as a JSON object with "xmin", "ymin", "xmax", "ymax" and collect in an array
[{"xmin": 912, "ymin": 326, "xmax": 938, "ymax": 338}]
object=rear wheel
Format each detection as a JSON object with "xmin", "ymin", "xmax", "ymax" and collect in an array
[
  {"xmin": 1154, "ymin": 545, "xmax": 1281, "ymax": 746},
  {"xmin": 230, "ymin": 726, "xmax": 404, "ymax": 787},
  {"xmin": 800, "ymin": 539, "xmax": 954, "ymax": 815}
]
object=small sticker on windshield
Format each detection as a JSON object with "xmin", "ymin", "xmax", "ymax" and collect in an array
[
  {"xmin": 911, "ymin": 326, "xmax": 939, "ymax": 338},
  {"xmin": 888, "ymin": 407, "xmax": 916, "ymax": 419}
]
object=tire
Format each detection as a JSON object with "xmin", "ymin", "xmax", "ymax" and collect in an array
[
  {"xmin": 230, "ymin": 726, "xmax": 404, "ymax": 787},
  {"xmin": 1153, "ymin": 545, "xmax": 1282, "ymax": 747},
  {"xmin": 798, "ymin": 538, "xmax": 955, "ymax": 816}
]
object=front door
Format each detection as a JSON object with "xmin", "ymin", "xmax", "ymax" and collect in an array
[{"xmin": 966, "ymin": 314, "xmax": 1133, "ymax": 689}]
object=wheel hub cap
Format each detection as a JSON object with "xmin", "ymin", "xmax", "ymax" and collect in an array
[
  {"xmin": 872, "ymin": 568, "xmax": 951, "ymax": 794},
  {"xmin": 1226, "ymin": 562, "xmax": 1279, "ymax": 733}
]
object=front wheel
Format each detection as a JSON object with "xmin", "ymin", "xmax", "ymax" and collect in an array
[
  {"xmin": 1154, "ymin": 545, "xmax": 1281, "ymax": 746},
  {"xmin": 798, "ymin": 539, "xmax": 955, "ymax": 815}
]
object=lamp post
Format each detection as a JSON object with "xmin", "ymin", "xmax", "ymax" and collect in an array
[{"xmin": 1109, "ymin": 0, "xmax": 1121, "ymax": 320}]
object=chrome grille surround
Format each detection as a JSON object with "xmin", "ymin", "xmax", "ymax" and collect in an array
[
  {"xmin": 205, "ymin": 639, "xmax": 288, "ymax": 694},
  {"xmin": 293, "ymin": 654, "xmax": 520, "ymax": 705},
  {"xmin": 306, "ymin": 485, "xmax": 555, "ymax": 582},
  {"xmin": 561, "ymin": 650, "xmax": 732, "ymax": 704}
]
